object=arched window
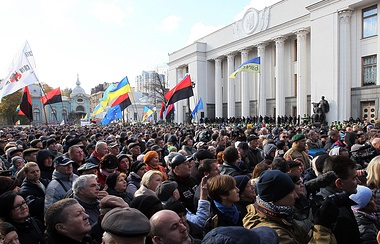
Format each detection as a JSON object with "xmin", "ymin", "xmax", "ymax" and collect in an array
[
  {"xmin": 33, "ymin": 108, "xmax": 40, "ymax": 122},
  {"xmin": 76, "ymin": 105, "xmax": 85, "ymax": 112},
  {"xmin": 62, "ymin": 109, "xmax": 67, "ymax": 121}
]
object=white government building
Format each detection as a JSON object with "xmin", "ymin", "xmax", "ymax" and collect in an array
[{"xmin": 168, "ymin": 0, "xmax": 379, "ymax": 124}]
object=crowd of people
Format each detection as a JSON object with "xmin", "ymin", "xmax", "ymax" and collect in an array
[{"xmin": 0, "ymin": 118, "xmax": 380, "ymax": 243}]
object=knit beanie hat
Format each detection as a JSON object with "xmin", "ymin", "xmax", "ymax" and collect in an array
[
  {"xmin": 349, "ymin": 185, "xmax": 373, "ymax": 210},
  {"xmin": 257, "ymin": 170, "xmax": 295, "ymax": 203},
  {"xmin": 130, "ymin": 161, "xmax": 145, "ymax": 173},
  {"xmin": 106, "ymin": 172, "xmax": 121, "ymax": 189},
  {"xmin": 234, "ymin": 175, "xmax": 250, "ymax": 194},
  {"xmin": 263, "ymin": 144, "xmax": 277, "ymax": 156},
  {"xmin": 144, "ymin": 151, "xmax": 159, "ymax": 164}
]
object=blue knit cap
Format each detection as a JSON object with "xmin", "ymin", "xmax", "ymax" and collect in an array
[{"xmin": 257, "ymin": 170, "xmax": 295, "ymax": 203}]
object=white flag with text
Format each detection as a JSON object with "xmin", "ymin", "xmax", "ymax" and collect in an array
[{"xmin": 0, "ymin": 41, "xmax": 39, "ymax": 102}]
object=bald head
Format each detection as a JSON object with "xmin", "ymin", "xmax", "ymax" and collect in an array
[
  {"xmin": 372, "ymin": 138, "xmax": 380, "ymax": 150},
  {"xmin": 150, "ymin": 210, "xmax": 189, "ymax": 244}
]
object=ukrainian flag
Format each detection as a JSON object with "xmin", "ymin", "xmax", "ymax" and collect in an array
[
  {"xmin": 100, "ymin": 77, "xmax": 131, "ymax": 107},
  {"xmin": 142, "ymin": 106, "xmax": 153, "ymax": 122},
  {"xmin": 229, "ymin": 57, "xmax": 260, "ymax": 78}
]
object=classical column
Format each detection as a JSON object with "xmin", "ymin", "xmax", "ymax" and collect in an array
[
  {"xmin": 338, "ymin": 9, "xmax": 353, "ymax": 122},
  {"xmin": 240, "ymin": 49, "xmax": 250, "ymax": 117},
  {"xmin": 227, "ymin": 53, "xmax": 235, "ymax": 118},
  {"xmin": 295, "ymin": 29, "xmax": 309, "ymax": 117},
  {"xmin": 273, "ymin": 36, "xmax": 287, "ymax": 123},
  {"xmin": 256, "ymin": 42, "xmax": 267, "ymax": 117},
  {"xmin": 214, "ymin": 57, "xmax": 223, "ymax": 118}
]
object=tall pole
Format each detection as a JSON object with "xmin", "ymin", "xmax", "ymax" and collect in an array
[{"xmin": 187, "ymin": 97, "xmax": 192, "ymax": 124}]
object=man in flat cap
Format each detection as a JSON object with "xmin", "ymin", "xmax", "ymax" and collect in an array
[
  {"xmin": 102, "ymin": 207, "xmax": 150, "ymax": 244},
  {"xmin": 129, "ymin": 142, "xmax": 141, "ymax": 161},
  {"xmin": 23, "ymin": 147, "xmax": 39, "ymax": 163},
  {"xmin": 284, "ymin": 134, "xmax": 311, "ymax": 169}
]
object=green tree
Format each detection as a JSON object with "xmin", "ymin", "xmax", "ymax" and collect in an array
[{"xmin": 0, "ymin": 90, "xmax": 23, "ymax": 125}]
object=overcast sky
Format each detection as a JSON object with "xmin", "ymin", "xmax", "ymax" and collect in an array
[{"xmin": 0, "ymin": 0, "xmax": 281, "ymax": 93}]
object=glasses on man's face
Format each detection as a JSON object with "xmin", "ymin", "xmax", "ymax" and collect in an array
[{"xmin": 12, "ymin": 201, "xmax": 27, "ymax": 211}]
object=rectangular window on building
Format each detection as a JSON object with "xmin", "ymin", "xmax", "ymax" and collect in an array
[
  {"xmin": 363, "ymin": 5, "xmax": 377, "ymax": 38},
  {"xmin": 362, "ymin": 55, "xmax": 377, "ymax": 86},
  {"xmin": 294, "ymin": 40, "xmax": 297, "ymax": 62}
]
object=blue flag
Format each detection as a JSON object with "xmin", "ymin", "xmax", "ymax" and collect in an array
[
  {"xmin": 102, "ymin": 105, "xmax": 123, "ymax": 125},
  {"xmin": 191, "ymin": 98, "xmax": 204, "ymax": 117}
]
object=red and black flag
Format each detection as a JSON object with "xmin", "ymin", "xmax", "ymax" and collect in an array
[
  {"xmin": 111, "ymin": 93, "xmax": 132, "ymax": 110},
  {"xmin": 40, "ymin": 87, "xmax": 62, "ymax": 105},
  {"xmin": 159, "ymin": 102, "xmax": 165, "ymax": 120},
  {"xmin": 165, "ymin": 104, "xmax": 175, "ymax": 121},
  {"xmin": 19, "ymin": 86, "xmax": 33, "ymax": 121},
  {"xmin": 164, "ymin": 74, "xmax": 193, "ymax": 105}
]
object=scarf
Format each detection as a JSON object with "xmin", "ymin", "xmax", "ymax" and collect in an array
[
  {"xmin": 255, "ymin": 196, "xmax": 295, "ymax": 223},
  {"xmin": 214, "ymin": 200, "xmax": 239, "ymax": 224}
]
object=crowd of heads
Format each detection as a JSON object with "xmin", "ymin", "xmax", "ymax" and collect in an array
[{"xmin": 0, "ymin": 118, "xmax": 379, "ymax": 243}]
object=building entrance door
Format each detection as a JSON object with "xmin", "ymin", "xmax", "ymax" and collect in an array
[{"xmin": 361, "ymin": 101, "xmax": 376, "ymax": 123}]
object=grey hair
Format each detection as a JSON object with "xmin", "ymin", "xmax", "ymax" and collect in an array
[{"xmin": 73, "ymin": 174, "xmax": 97, "ymax": 194}]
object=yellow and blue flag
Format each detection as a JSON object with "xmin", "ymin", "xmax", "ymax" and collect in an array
[
  {"xmin": 91, "ymin": 103, "xmax": 104, "ymax": 117},
  {"xmin": 229, "ymin": 57, "xmax": 260, "ymax": 78},
  {"xmin": 142, "ymin": 106, "xmax": 153, "ymax": 122},
  {"xmin": 100, "ymin": 77, "xmax": 131, "ymax": 107}
]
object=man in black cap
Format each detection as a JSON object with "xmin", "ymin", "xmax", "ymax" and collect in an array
[
  {"xmin": 168, "ymin": 154, "xmax": 198, "ymax": 214},
  {"xmin": 46, "ymin": 138, "xmax": 62, "ymax": 157},
  {"xmin": 247, "ymin": 135, "xmax": 264, "ymax": 168},
  {"xmin": 244, "ymin": 170, "xmax": 340, "ymax": 243},
  {"xmin": 44, "ymin": 156, "xmax": 78, "ymax": 212},
  {"xmin": 128, "ymin": 142, "xmax": 141, "ymax": 161},
  {"xmin": 102, "ymin": 207, "xmax": 150, "ymax": 244}
]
